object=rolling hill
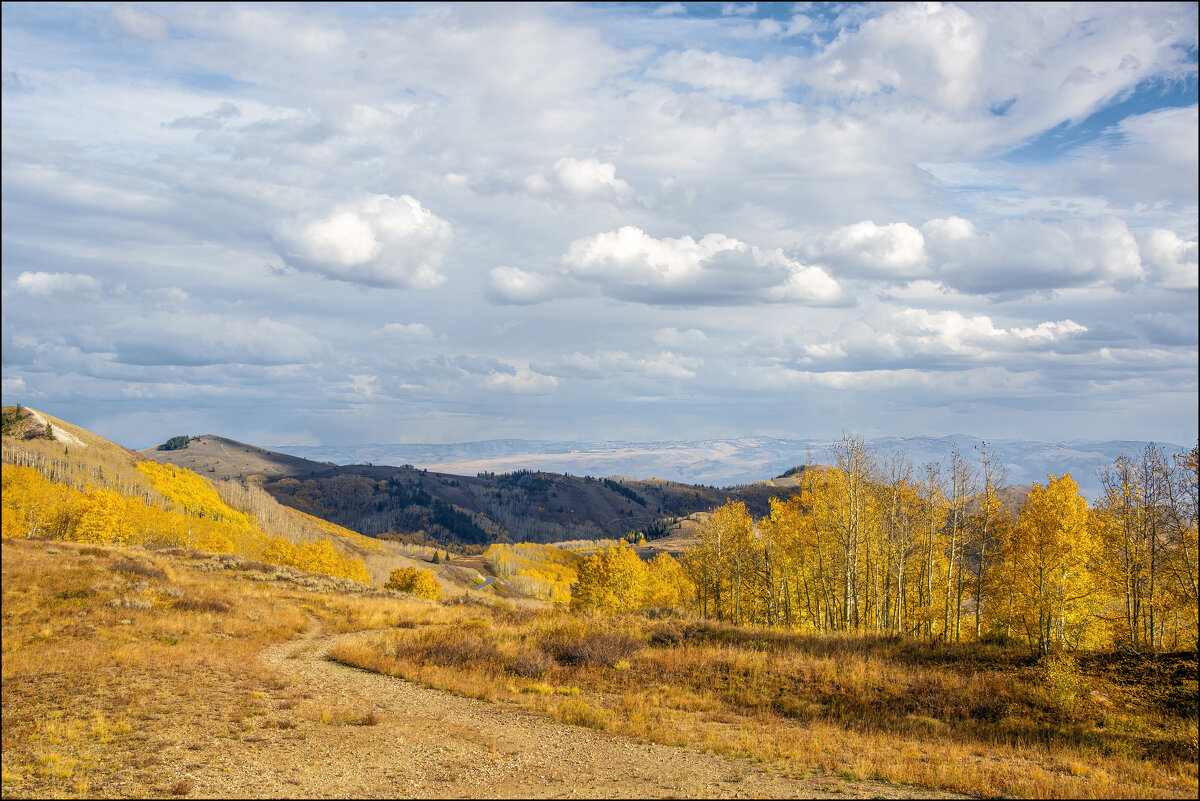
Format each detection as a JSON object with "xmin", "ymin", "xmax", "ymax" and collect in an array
[{"xmin": 137, "ymin": 434, "xmax": 805, "ymax": 548}]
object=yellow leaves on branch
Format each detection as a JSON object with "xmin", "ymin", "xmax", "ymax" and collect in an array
[
  {"xmin": 2, "ymin": 462, "xmax": 370, "ymax": 585},
  {"xmin": 385, "ymin": 566, "xmax": 441, "ymax": 600},
  {"xmin": 569, "ymin": 541, "xmax": 691, "ymax": 614}
]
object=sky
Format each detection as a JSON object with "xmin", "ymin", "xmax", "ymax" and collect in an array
[{"xmin": 2, "ymin": 1, "xmax": 1197, "ymax": 452}]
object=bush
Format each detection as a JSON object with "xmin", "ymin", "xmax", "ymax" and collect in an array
[
  {"xmin": 395, "ymin": 628, "xmax": 499, "ymax": 668},
  {"xmin": 384, "ymin": 566, "xmax": 441, "ymax": 600},
  {"xmin": 507, "ymin": 648, "xmax": 556, "ymax": 678},
  {"xmin": 542, "ymin": 623, "xmax": 642, "ymax": 667},
  {"xmin": 111, "ymin": 558, "xmax": 168, "ymax": 582}
]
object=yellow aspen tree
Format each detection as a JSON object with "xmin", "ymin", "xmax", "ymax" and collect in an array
[
  {"xmin": 692, "ymin": 501, "xmax": 754, "ymax": 623},
  {"xmin": 75, "ymin": 488, "xmax": 128, "ymax": 544},
  {"xmin": 969, "ymin": 442, "xmax": 1009, "ymax": 640},
  {"xmin": 641, "ymin": 553, "xmax": 689, "ymax": 609},
  {"xmin": 1005, "ymin": 474, "xmax": 1102, "ymax": 653}
]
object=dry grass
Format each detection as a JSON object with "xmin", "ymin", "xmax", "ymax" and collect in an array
[
  {"xmin": 5, "ymin": 534, "xmax": 1195, "ymax": 799},
  {"xmin": 329, "ymin": 606, "xmax": 1198, "ymax": 799},
  {"xmin": 0, "ymin": 537, "xmax": 320, "ymax": 798}
]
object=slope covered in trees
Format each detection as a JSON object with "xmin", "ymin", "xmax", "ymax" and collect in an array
[
  {"xmin": 675, "ymin": 437, "xmax": 1198, "ymax": 654},
  {"xmin": 138, "ymin": 435, "xmax": 811, "ymax": 549},
  {"xmin": 2, "ymin": 407, "xmax": 371, "ymax": 584}
]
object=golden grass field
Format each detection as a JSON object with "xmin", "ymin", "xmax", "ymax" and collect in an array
[{"xmin": 2, "ymin": 536, "xmax": 1196, "ymax": 799}]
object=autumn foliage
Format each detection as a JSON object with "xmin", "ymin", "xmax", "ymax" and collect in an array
[
  {"xmin": 674, "ymin": 437, "xmax": 1198, "ymax": 654},
  {"xmin": 384, "ymin": 566, "xmax": 441, "ymax": 600},
  {"xmin": 2, "ymin": 410, "xmax": 371, "ymax": 585}
]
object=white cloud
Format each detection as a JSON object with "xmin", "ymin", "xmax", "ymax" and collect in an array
[
  {"xmin": 88, "ymin": 314, "xmax": 323, "ymax": 367},
  {"xmin": 811, "ymin": 2, "xmax": 985, "ymax": 111},
  {"xmin": 562, "ymin": 226, "xmax": 845, "ymax": 306},
  {"xmin": 788, "ymin": 306, "xmax": 1091, "ymax": 373},
  {"xmin": 373, "ymin": 322, "xmax": 437, "ymax": 342},
  {"xmin": 651, "ymin": 327, "xmax": 709, "ymax": 350},
  {"xmin": 806, "ymin": 221, "xmax": 928, "ymax": 279},
  {"xmin": 536, "ymin": 349, "xmax": 702, "ymax": 380},
  {"xmin": 274, "ymin": 194, "xmax": 451, "ymax": 289},
  {"xmin": 721, "ymin": 3, "xmax": 757, "ymax": 16},
  {"xmin": 1138, "ymin": 229, "xmax": 1198, "ymax": 290},
  {"xmin": 525, "ymin": 157, "xmax": 632, "ymax": 202},
  {"xmin": 13, "ymin": 271, "xmax": 102, "ymax": 297},
  {"xmin": 488, "ymin": 266, "xmax": 563, "ymax": 305},
  {"xmin": 486, "ymin": 366, "xmax": 558, "ymax": 394},
  {"xmin": 649, "ymin": 50, "xmax": 801, "ymax": 100},
  {"xmin": 924, "ymin": 216, "xmax": 1143, "ymax": 294},
  {"xmin": 653, "ymin": 3, "xmax": 686, "ymax": 16},
  {"xmin": 110, "ymin": 3, "xmax": 168, "ymax": 40}
]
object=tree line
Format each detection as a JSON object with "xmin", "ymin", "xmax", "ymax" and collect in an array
[{"xmin": 676, "ymin": 436, "xmax": 1197, "ymax": 654}]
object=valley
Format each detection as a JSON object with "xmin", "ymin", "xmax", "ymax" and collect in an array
[{"xmin": 2, "ymin": 406, "xmax": 1198, "ymax": 799}]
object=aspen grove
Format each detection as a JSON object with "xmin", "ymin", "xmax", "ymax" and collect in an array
[{"xmin": 674, "ymin": 436, "xmax": 1198, "ymax": 654}]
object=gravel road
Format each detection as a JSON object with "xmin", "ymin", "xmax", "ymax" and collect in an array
[{"xmin": 183, "ymin": 619, "xmax": 965, "ymax": 799}]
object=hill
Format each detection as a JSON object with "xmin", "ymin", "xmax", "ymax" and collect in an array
[
  {"xmin": 274, "ymin": 434, "xmax": 1192, "ymax": 499},
  {"xmin": 138, "ymin": 435, "xmax": 805, "ymax": 548},
  {"xmin": 0, "ymin": 406, "xmax": 485, "ymax": 594}
]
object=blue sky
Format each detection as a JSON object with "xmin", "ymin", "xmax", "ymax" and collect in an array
[{"xmin": 2, "ymin": 2, "xmax": 1197, "ymax": 451}]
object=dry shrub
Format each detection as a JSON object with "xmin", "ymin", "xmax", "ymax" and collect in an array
[
  {"xmin": 556, "ymin": 699, "xmax": 609, "ymax": 730},
  {"xmin": 174, "ymin": 594, "xmax": 231, "ymax": 613},
  {"xmin": 443, "ymin": 592, "xmax": 490, "ymax": 608},
  {"xmin": 394, "ymin": 627, "xmax": 500, "ymax": 669},
  {"xmin": 507, "ymin": 648, "xmax": 556, "ymax": 678},
  {"xmin": 542, "ymin": 621, "xmax": 642, "ymax": 667},
  {"xmin": 169, "ymin": 777, "xmax": 194, "ymax": 795},
  {"xmin": 111, "ymin": 558, "xmax": 168, "ymax": 582}
]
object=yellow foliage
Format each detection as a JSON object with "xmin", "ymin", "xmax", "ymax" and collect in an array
[
  {"xmin": 385, "ymin": 566, "xmax": 440, "ymax": 600},
  {"xmin": 570, "ymin": 541, "xmax": 646, "ymax": 613},
  {"xmin": 2, "ymin": 460, "xmax": 369, "ymax": 585}
]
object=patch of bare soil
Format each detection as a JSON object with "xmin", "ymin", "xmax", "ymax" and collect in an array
[{"xmin": 183, "ymin": 620, "xmax": 966, "ymax": 799}]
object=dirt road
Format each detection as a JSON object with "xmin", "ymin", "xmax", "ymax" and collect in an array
[{"xmin": 181, "ymin": 620, "xmax": 964, "ymax": 799}]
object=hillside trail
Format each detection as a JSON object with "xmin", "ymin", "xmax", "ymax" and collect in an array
[{"xmin": 182, "ymin": 617, "xmax": 965, "ymax": 799}]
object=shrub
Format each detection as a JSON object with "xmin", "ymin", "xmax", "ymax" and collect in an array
[
  {"xmin": 175, "ymin": 594, "xmax": 231, "ymax": 613},
  {"xmin": 111, "ymin": 558, "xmax": 168, "ymax": 582},
  {"xmin": 395, "ymin": 628, "xmax": 500, "ymax": 668},
  {"xmin": 507, "ymin": 648, "xmax": 556, "ymax": 678},
  {"xmin": 542, "ymin": 623, "xmax": 642, "ymax": 667},
  {"xmin": 385, "ymin": 566, "xmax": 441, "ymax": 601}
]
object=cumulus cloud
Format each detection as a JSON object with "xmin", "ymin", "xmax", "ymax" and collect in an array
[
  {"xmin": 651, "ymin": 327, "xmax": 709, "ymax": 350},
  {"xmin": 110, "ymin": 3, "xmax": 168, "ymax": 40},
  {"xmin": 653, "ymin": 3, "xmax": 686, "ymax": 16},
  {"xmin": 811, "ymin": 2, "xmax": 984, "ymax": 111},
  {"xmin": 524, "ymin": 157, "xmax": 632, "ymax": 202},
  {"xmin": 89, "ymin": 314, "xmax": 323, "ymax": 367},
  {"xmin": 13, "ymin": 271, "xmax": 102, "ymax": 297},
  {"xmin": 1137, "ymin": 228, "xmax": 1198, "ymax": 290},
  {"xmin": 806, "ymin": 215, "xmax": 1151, "ymax": 295},
  {"xmin": 649, "ymin": 50, "xmax": 801, "ymax": 101},
  {"xmin": 536, "ymin": 349, "xmax": 702, "ymax": 380},
  {"xmin": 790, "ymin": 306, "xmax": 1090, "ymax": 372},
  {"xmin": 805, "ymin": 221, "xmax": 928, "ymax": 279},
  {"xmin": 923, "ymin": 216, "xmax": 1143, "ymax": 294},
  {"xmin": 485, "ymin": 366, "xmax": 558, "ymax": 394},
  {"xmin": 274, "ymin": 194, "xmax": 451, "ymax": 289},
  {"xmin": 562, "ymin": 226, "xmax": 845, "ymax": 306}
]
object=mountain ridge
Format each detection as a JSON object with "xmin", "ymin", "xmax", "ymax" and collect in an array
[{"xmin": 266, "ymin": 435, "xmax": 1192, "ymax": 499}]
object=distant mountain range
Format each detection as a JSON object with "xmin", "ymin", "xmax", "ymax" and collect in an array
[{"xmin": 270, "ymin": 435, "xmax": 1192, "ymax": 500}]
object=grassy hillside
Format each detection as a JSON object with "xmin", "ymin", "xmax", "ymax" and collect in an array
[
  {"xmin": 4, "ymin": 536, "xmax": 1193, "ymax": 798},
  {"xmin": 1, "ymin": 407, "xmax": 486, "ymax": 595},
  {"xmin": 138, "ymin": 434, "xmax": 811, "ymax": 549}
]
